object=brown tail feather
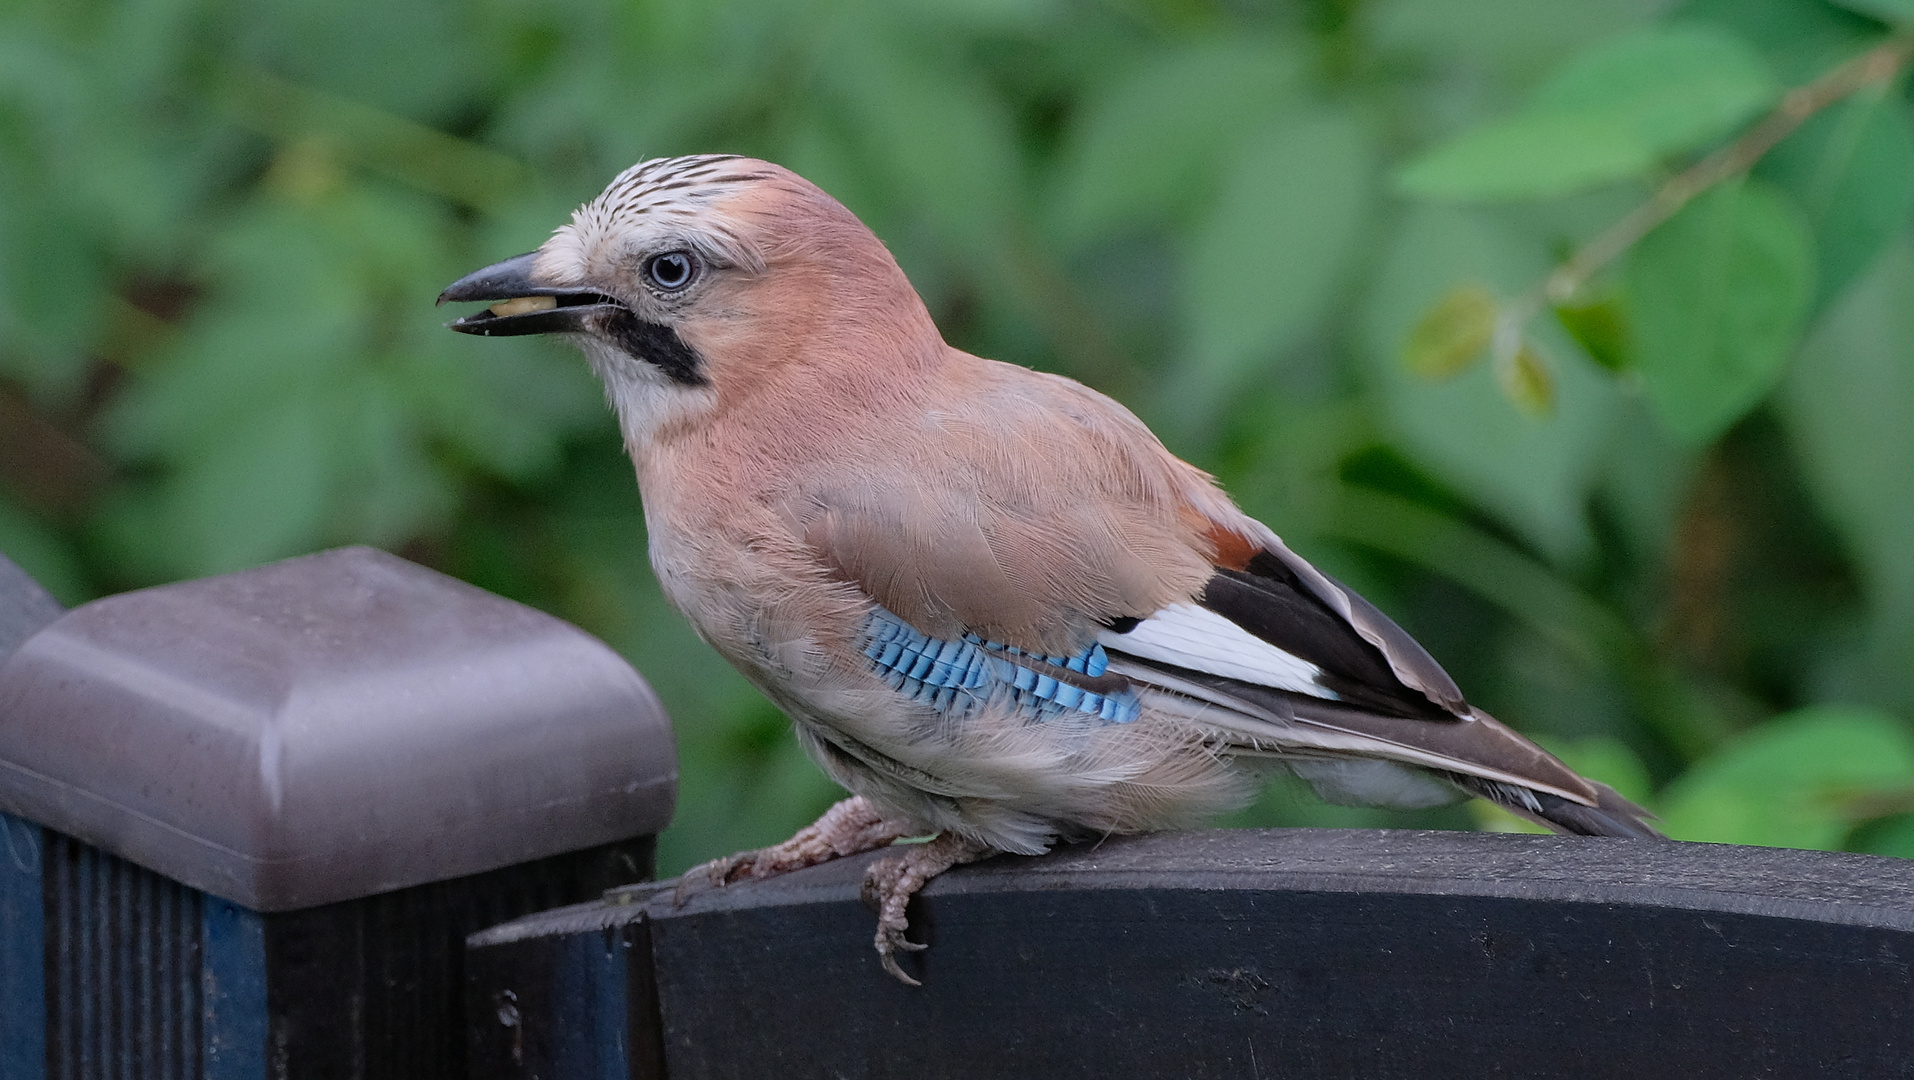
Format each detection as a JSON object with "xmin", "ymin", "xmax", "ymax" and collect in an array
[{"xmin": 1455, "ymin": 775, "xmax": 1661, "ymax": 839}]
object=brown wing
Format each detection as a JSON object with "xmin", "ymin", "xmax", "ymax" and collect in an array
[{"xmin": 787, "ymin": 360, "xmax": 1226, "ymax": 654}]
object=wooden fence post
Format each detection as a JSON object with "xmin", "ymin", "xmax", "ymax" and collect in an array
[{"xmin": 0, "ymin": 547, "xmax": 676, "ymax": 1078}]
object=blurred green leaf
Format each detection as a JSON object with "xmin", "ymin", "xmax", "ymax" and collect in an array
[
  {"xmin": 101, "ymin": 180, "xmax": 552, "ymax": 577},
  {"xmin": 1552, "ymin": 293, "xmax": 1632, "ymax": 371},
  {"xmin": 232, "ymin": 0, "xmax": 490, "ymax": 121},
  {"xmin": 1515, "ymin": 24, "xmax": 1773, "ymax": 137},
  {"xmin": 1325, "ymin": 486, "xmax": 1622, "ymax": 666},
  {"xmin": 480, "ymin": 4, "xmax": 741, "ymax": 174},
  {"xmin": 165, "ymin": 394, "xmax": 334, "ymax": 575},
  {"xmin": 1781, "ymin": 238, "xmax": 1914, "ymax": 624},
  {"xmin": 1626, "ymin": 177, "xmax": 1814, "ymax": 443},
  {"xmin": 1591, "ymin": 395, "xmax": 1697, "ymax": 568},
  {"xmin": 1049, "ymin": 38, "xmax": 1306, "ymax": 240},
  {"xmin": 1404, "ymin": 283, "xmax": 1497, "ymax": 378},
  {"xmin": 1823, "ymin": 0, "xmax": 1914, "ymax": 27},
  {"xmin": 891, "ymin": 0, "xmax": 1059, "ymax": 32},
  {"xmin": 1398, "ymin": 25, "xmax": 1776, "ymax": 201},
  {"xmin": 1556, "ymin": 735, "xmax": 1655, "ymax": 804},
  {"xmin": 1757, "ymin": 89, "xmax": 1914, "ymax": 310},
  {"xmin": 222, "ymin": 69, "xmax": 534, "ymax": 212},
  {"xmin": 1673, "ymin": 0, "xmax": 1887, "ymax": 84},
  {"xmin": 1181, "ymin": 105, "xmax": 1378, "ymax": 389},
  {"xmin": 416, "ymin": 342, "xmax": 604, "ymax": 484},
  {"xmin": 0, "ymin": 494, "xmax": 85, "ymax": 605},
  {"xmin": 1362, "ymin": 204, "xmax": 1622, "ymax": 561},
  {"xmin": 326, "ymin": 376, "xmax": 457, "ymax": 545},
  {"xmin": 1853, "ymin": 814, "xmax": 1914, "ymax": 857},
  {"xmin": 0, "ymin": 199, "xmax": 109, "ymax": 395},
  {"xmin": 823, "ymin": 25, "xmax": 1021, "ymax": 254},
  {"xmin": 1658, "ymin": 704, "xmax": 1914, "ymax": 848},
  {"xmin": 1368, "ymin": 0, "xmax": 1658, "ymax": 77}
]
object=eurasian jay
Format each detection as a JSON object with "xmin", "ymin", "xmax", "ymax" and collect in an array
[{"xmin": 441, "ymin": 154, "xmax": 1656, "ymax": 984}]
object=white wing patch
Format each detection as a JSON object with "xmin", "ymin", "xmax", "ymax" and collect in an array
[{"xmin": 1097, "ymin": 603, "xmax": 1334, "ymax": 700}]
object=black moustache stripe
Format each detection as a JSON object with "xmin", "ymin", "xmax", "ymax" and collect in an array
[{"xmin": 604, "ymin": 307, "xmax": 708, "ymax": 387}]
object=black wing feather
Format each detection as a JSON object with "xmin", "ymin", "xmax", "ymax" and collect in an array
[
  {"xmin": 1104, "ymin": 542, "xmax": 1660, "ymax": 839},
  {"xmin": 1200, "ymin": 567, "xmax": 1449, "ymax": 721}
]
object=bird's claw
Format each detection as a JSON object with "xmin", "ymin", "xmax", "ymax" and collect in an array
[
  {"xmin": 674, "ymin": 797, "xmax": 919, "ymax": 910},
  {"xmin": 861, "ymin": 833, "xmax": 992, "ymax": 985},
  {"xmin": 876, "ymin": 924, "xmax": 926, "ymax": 987},
  {"xmin": 706, "ymin": 852, "xmax": 751, "ymax": 884},
  {"xmin": 671, "ymin": 852, "xmax": 754, "ymax": 907},
  {"xmin": 867, "ymin": 861, "xmax": 928, "ymax": 985}
]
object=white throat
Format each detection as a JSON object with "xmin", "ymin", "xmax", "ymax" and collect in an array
[{"xmin": 573, "ymin": 336, "xmax": 717, "ymax": 459}]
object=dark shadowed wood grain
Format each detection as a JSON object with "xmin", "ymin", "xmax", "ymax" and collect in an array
[{"xmin": 468, "ymin": 829, "xmax": 1914, "ymax": 1079}]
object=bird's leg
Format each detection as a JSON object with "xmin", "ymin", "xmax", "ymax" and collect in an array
[
  {"xmin": 674, "ymin": 796, "xmax": 913, "ymax": 906},
  {"xmin": 860, "ymin": 832, "xmax": 993, "ymax": 986}
]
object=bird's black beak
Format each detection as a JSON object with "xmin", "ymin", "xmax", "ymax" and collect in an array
[{"xmin": 438, "ymin": 251, "xmax": 627, "ymax": 337}]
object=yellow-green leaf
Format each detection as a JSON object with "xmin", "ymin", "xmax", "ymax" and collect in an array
[
  {"xmin": 1499, "ymin": 339, "xmax": 1556, "ymax": 416},
  {"xmin": 1404, "ymin": 284, "xmax": 1497, "ymax": 378}
]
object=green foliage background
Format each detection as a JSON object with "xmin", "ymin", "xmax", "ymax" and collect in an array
[{"xmin": 6, "ymin": 0, "xmax": 1914, "ymax": 874}]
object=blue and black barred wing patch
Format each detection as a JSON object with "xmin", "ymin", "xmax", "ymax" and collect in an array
[{"xmin": 860, "ymin": 607, "xmax": 1141, "ymax": 723}]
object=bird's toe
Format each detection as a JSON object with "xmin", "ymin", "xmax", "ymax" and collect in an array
[
  {"xmin": 875, "ymin": 923, "xmax": 925, "ymax": 986},
  {"xmin": 671, "ymin": 852, "xmax": 753, "ymax": 907}
]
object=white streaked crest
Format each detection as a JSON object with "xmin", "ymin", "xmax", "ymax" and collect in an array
[{"xmin": 539, "ymin": 154, "xmax": 775, "ymax": 286}]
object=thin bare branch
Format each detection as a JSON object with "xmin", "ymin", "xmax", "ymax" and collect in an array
[{"xmin": 1538, "ymin": 34, "xmax": 1914, "ymax": 310}]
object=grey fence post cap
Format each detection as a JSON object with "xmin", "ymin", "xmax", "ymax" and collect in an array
[
  {"xmin": 0, "ymin": 551, "xmax": 63, "ymax": 663},
  {"xmin": 0, "ymin": 546, "xmax": 676, "ymax": 910}
]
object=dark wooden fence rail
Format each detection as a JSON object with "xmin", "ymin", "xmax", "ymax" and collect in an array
[{"xmin": 469, "ymin": 828, "xmax": 1914, "ymax": 1080}]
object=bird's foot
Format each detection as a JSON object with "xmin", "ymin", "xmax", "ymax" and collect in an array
[
  {"xmin": 673, "ymin": 796, "xmax": 913, "ymax": 907},
  {"xmin": 860, "ymin": 832, "xmax": 993, "ymax": 986}
]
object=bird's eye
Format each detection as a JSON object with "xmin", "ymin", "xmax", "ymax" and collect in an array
[{"xmin": 645, "ymin": 251, "xmax": 698, "ymax": 292}]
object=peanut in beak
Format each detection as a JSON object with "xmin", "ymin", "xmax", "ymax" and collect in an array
[{"xmin": 489, "ymin": 295, "xmax": 558, "ymax": 317}]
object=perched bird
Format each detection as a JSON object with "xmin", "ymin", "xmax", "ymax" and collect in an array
[{"xmin": 441, "ymin": 154, "xmax": 1656, "ymax": 984}]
